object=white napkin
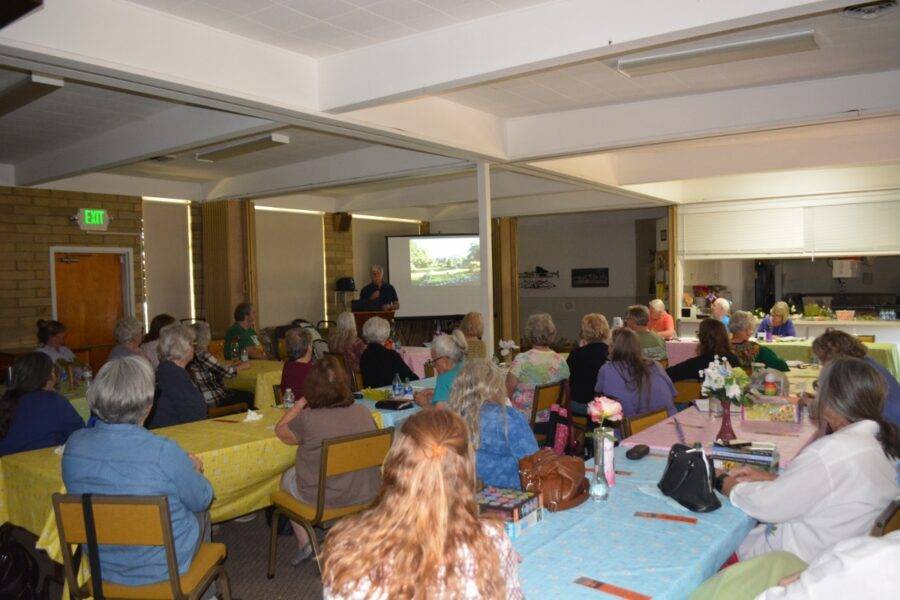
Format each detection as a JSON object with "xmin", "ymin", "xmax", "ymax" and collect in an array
[
  {"xmin": 54, "ymin": 445, "xmax": 65, "ymax": 455},
  {"xmin": 243, "ymin": 409, "xmax": 263, "ymax": 422}
]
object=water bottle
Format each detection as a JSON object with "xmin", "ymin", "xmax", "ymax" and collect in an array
[
  {"xmin": 392, "ymin": 373, "xmax": 402, "ymax": 399},
  {"xmin": 283, "ymin": 388, "xmax": 295, "ymax": 408},
  {"xmin": 403, "ymin": 379, "xmax": 413, "ymax": 400},
  {"xmin": 230, "ymin": 340, "xmax": 240, "ymax": 359},
  {"xmin": 83, "ymin": 366, "xmax": 93, "ymax": 387},
  {"xmin": 240, "ymin": 348, "xmax": 249, "ymax": 362}
]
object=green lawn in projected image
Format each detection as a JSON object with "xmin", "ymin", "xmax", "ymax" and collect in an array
[{"xmin": 410, "ymin": 238, "xmax": 480, "ymax": 287}]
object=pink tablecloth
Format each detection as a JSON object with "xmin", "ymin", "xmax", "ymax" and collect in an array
[
  {"xmin": 620, "ymin": 407, "xmax": 817, "ymax": 467},
  {"xmin": 666, "ymin": 340, "xmax": 699, "ymax": 367},
  {"xmin": 400, "ymin": 346, "xmax": 431, "ymax": 379}
]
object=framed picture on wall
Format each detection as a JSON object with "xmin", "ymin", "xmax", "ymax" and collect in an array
[
  {"xmin": 572, "ymin": 268, "xmax": 609, "ymax": 288},
  {"xmin": 660, "ymin": 229, "xmax": 668, "ymax": 242}
]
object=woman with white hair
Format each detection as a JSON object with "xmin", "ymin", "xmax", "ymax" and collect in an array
[
  {"xmin": 648, "ymin": 299, "xmax": 675, "ymax": 340},
  {"xmin": 359, "ymin": 316, "xmax": 418, "ymax": 388},
  {"xmin": 107, "ymin": 316, "xmax": 145, "ymax": 361},
  {"xmin": 189, "ymin": 321, "xmax": 250, "ymax": 407},
  {"xmin": 505, "ymin": 313, "xmax": 570, "ymax": 419},
  {"xmin": 413, "ymin": 330, "xmax": 467, "ymax": 407},
  {"xmin": 711, "ymin": 297, "xmax": 731, "ymax": 328},
  {"xmin": 729, "ymin": 310, "xmax": 789, "ymax": 372},
  {"xmin": 148, "ymin": 323, "xmax": 207, "ymax": 428},
  {"xmin": 449, "ymin": 359, "xmax": 538, "ymax": 489},
  {"xmin": 62, "ymin": 355, "xmax": 214, "ymax": 588},
  {"xmin": 327, "ymin": 312, "xmax": 367, "ymax": 373}
]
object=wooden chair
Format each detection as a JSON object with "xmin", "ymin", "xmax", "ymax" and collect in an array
[
  {"xmin": 207, "ymin": 339, "xmax": 225, "ymax": 360},
  {"xmin": 267, "ymin": 427, "xmax": 394, "ymax": 577},
  {"xmin": 622, "ymin": 408, "xmax": 669, "ymax": 438},
  {"xmin": 352, "ymin": 371, "xmax": 364, "ymax": 391},
  {"xmin": 424, "ymin": 361, "xmax": 435, "ymax": 378},
  {"xmin": 530, "ymin": 381, "xmax": 565, "ymax": 444},
  {"xmin": 52, "ymin": 494, "xmax": 231, "ymax": 600},
  {"xmin": 673, "ymin": 380, "xmax": 702, "ymax": 405},
  {"xmin": 857, "ymin": 334, "xmax": 876, "ymax": 343},
  {"xmin": 272, "ymin": 385, "xmax": 282, "ymax": 407},
  {"xmin": 207, "ymin": 402, "xmax": 249, "ymax": 419},
  {"xmin": 871, "ymin": 499, "xmax": 900, "ymax": 536}
]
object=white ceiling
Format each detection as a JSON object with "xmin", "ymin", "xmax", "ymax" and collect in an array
[
  {"xmin": 441, "ymin": 9, "xmax": 900, "ymax": 117},
  {"xmin": 0, "ymin": 68, "xmax": 175, "ymax": 163},
  {"xmin": 125, "ymin": 0, "xmax": 552, "ymax": 58},
  {"xmin": 108, "ymin": 126, "xmax": 373, "ymax": 181}
]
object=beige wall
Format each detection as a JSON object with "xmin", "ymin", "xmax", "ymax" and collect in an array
[{"xmin": 143, "ymin": 200, "xmax": 193, "ymax": 320}]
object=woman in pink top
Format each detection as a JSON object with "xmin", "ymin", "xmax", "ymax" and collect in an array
[{"xmin": 648, "ymin": 299, "xmax": 675, "ymax": 340}]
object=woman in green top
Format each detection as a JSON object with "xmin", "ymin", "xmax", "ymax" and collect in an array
[{"xmin": 729, "ymin": 310, "xmax": 789, "ymax": 372}]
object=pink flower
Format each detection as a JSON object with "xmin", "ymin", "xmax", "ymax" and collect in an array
[{"xmin": 588, "ymin": 396, "xmax": 623, "ymax": 423}]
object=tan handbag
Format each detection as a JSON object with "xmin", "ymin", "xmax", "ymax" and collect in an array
[{"xmin": 518, "ymin": 448, "xmax": 589, "ymax": 512}]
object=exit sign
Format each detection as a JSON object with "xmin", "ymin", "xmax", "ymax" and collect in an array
[{"xmin": 76, "ymin": 208, "xmax": 109, "ymax": 231}]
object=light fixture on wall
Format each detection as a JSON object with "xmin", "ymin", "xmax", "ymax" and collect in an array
[
  {"xmin": 614, "ymin": 29, "xmax": 818, "ymax": 77},
  {"xmin": 195, "ymin": 133, "xmax": 289, "ymax": 162},
  {"xmin": 254, "ymin": 205, "xmax": 324, "ymax": 215},
  {"xmin": 351, "ymin": 214, "xmax": 421, "ymax": 223}
]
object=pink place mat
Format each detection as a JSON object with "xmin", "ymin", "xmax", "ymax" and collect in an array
[
  {"xmin": 666, "ymin": 340, "xmax": 699, "ymax": 367},
  {"xmin": 620, "ymin": 407, "xmax": 818, "ymax": 467},
  {"xmin": 400, "ymin": 346, "xmax": 431, "ymax": 379}
]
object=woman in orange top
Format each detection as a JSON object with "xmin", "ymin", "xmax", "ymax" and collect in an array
[{"xmin": 648, "ymin": 299, "xmax": 675, "ymax": 340}]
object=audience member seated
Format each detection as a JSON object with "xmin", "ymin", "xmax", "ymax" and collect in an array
[
  {"xmin": 148, "ymin": 323, "xmax": 207, "ymax": 429},
  {"xmin": 140, "ymin": 313, "xmax": 176, "ymax": 369},
  {"xmin": 0, "ymin": 352, "xmax": 83, "ymax": 456},
  {"xmin": 648, "ymin": 299, "xmax": 676, "ymax": 340},
  {"xmin": 625, "ymin": 305, "xmax": 668, "ymax": 362},
  {"xmin": 729, "ymin": 311, "xmax": 789, "ymax": 372},
  {"xmin": 666, "ymin": 319, "xmax": 739, "ymax": 382},
  {"xmin": 327, "ymin": 311, "xmax": 367, "ymax": 373},
  {"xmin": 566, "ymin": 313, "xmax": 611, "ymax": 412},
  {"xmin": 322, "ymin": 409, "xmax": 522, "ymax": 598},
  {"xmin": 459, "ymin": 311, "xmax": 487, "ymax": 360},
  {"xmin": 720, "ymin": 357, "xmax": 898, "ymax": 563},
  {"xmin": 35, "ymin": 319, "xmax": 82, "ymax": 376},
  {"xmin": 224, "ymin": 302, "xmax": 266, "ymax": 360},
  {"xmin": 62, "ymin": 356, "xmax": 214, "ymax": 587},
  {"xmin": 359, "ymin": 316, "xmax": 418, "ymax": 388},
  {"xmin": 506, "ymin": 313, "xmax": 570, "ymax": 419},
  {"xmin": 449, "ymin": 360, "xmax": 538, "ymax": 489},
  {"xmin": 281, "ymin": 328, "xmax": 314, "ymax": 401},
  {"xmin": 595, "ymin": 328, "xmax": 677, "ymax": 421},
  {"xmin": 812, "ymin": 328, "xmax": 900, "ymax": 426},
  {"xmin": 108, "ymin": 316, "xmax": 145, "ymax": 361},
  {"xmin": 189, "ymin": 321, "xmax": 250, "ymax": 408},
  {"xmin": 712, "ymin": 297, "xmax": 731, "ymax": 328},
  {"xmin": 414, "ymin": 330, "xmax": 467, "ymax": 407},
  {"xmin": 690, "ymin": 532, "xmax": 900, "ymax": 600},
  {"xmin": 756, "ymin": 301, "xmax": 797, "ymax": 338},
  {"xmin": 274, "ymin": 357, "xmax": 380, "ymax": 566}
]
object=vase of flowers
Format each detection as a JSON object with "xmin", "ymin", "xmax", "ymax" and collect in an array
[
  {"xmin": 700, "ymin": 357, "xmax": 753, "ymax": 443},
  {"xmin": 587, "ymin": 397, "xmax": 623, "ymax": 501}
]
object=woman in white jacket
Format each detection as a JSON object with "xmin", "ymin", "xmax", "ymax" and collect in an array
[{"xmin": 721, "ymin": 356, "xmax": 899, "ymax": 563}]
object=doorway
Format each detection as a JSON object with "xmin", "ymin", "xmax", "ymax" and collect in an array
[{"xmin": 50, "ymin": 247, "xmax": 135, "ymax": 369}]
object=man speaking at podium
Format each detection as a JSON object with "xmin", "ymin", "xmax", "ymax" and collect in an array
[{"xmin": 359, "ymin": 265, "xmax": 399, "ymax": 312}]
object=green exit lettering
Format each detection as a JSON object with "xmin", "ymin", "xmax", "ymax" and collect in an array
[{"xmin": 84, "ymin": 209, "xmax": 105, "ymax": 225}]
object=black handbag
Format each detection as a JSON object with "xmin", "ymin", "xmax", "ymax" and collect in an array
[
  {"xmin": 657, "ymin": 444, "xmax": 722, "ymax": 513},
  {"xmin": 0, "ymin": 523, "xmax": 39, "ymax": 600}
]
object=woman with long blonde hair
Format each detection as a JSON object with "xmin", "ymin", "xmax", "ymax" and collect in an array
[
  {"xmin": 327, "ymin": 311, "xmax": 367, "ymax": 373},
  {"xmin": 322, "ymin": 409, "xmax": 523, "ymax": 599}
]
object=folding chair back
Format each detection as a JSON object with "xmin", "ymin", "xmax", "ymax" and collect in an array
[{"xmin": 623, "ymin": 408, "xmax": 669, "ymax": 438}]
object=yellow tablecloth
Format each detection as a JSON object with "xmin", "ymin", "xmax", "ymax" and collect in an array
[
  {"xmin": 761, "ymin": 340, "xmax": 899, "ymax": 380},
  {"xmin": 224, "ymin": 359, "xmax": 283, "ymax": 394},
  {"xmin": 0, "ymin": 407, "xmax": 295, "ymax": 564}
]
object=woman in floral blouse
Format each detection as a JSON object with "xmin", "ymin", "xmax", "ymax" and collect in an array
[{"xmin": 505, "ymin": 313, "xmax": 570, "ymax": 420}]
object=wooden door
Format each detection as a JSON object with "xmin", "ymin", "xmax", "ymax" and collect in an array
[{"xmin": 54, "ymin": 252, "xmax": 124, "ymax": 368}]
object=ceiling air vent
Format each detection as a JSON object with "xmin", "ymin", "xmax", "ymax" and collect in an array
[{"xmin": 842, "ymin": 1, "xmax": 897, "ymax": 19}]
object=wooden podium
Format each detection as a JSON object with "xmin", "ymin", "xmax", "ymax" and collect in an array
[{"xmin": 353, "ymin": 310, "xmax": 395, "ymax": 333}]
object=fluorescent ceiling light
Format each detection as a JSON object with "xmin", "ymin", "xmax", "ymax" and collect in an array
[
  {"xmin": 0, "ymin": 72, "xmax": 64, "ymax": 117},
  {"xmin": 351, "ymin": 214, "xmax": 421, "ymax": 223},
  {"xmin": 143, "ymin": 196, "xmax": 191, "ymax": 204},
  {"xmin": 615, "ymin": 30, "xmax": 818, "ymax": 77},
  {"xmin": 195, "ymin": 133, "xmax": 289, "ymax": 162},
  {"xmin": 254, "ymin": 206, "xmax": 324, "ymax": 215}
]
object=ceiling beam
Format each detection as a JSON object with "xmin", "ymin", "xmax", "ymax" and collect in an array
[
  {"xmin": 0, "ymin": 71, "xmax": 63, "ymax": 117},
  {"xmin": 15, "ymin": 105, "xmax": 277, "ymax": 186},
  {"xmin": 510, "ymin": 69, "xmax": 900, "ymax": 162},
  {"xmin": 318, "ymin": 0, "xmax": 845, "ymax": 112}
]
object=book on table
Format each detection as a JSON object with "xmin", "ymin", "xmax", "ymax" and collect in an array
[
  {"xmin": 476, "ymin": 486, "xmax": 543, "ymax": 539},
  {"xmin": 710, "ymin": 441, "xmax": 780, "ymax": 473}
]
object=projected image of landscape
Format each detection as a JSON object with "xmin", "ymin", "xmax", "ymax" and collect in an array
[{"xmin": 410, "ymin": 237, "xmax": 481, "ymax": 287}]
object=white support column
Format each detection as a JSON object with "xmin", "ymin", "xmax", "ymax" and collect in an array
[{"xmin": 477, "ymin": 162, "xmax": 495, "ymax": 353}]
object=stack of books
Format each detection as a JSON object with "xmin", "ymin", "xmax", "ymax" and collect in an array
[
  {"xmin": 709, "ymin": 441, "xmax": 780, "ymax": 473},
  {"xmin": 476, "ymin": 486, "xmax": 543, "ymax": 539}
]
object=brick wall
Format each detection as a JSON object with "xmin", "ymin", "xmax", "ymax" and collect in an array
[
  {"xmin": 190, "ymin": 202, "xmax": 204, "ymax": 320},
  {"xmin": 323, "ymin": 213, "xmax": 354, "ymax": 321},
  {"xmin": 0, "ymin": 186, "xmax": 143, "ymax": 349}
]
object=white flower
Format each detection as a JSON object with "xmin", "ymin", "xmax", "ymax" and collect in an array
[{"xmin": 726, "ymin": 383, "xmax": 741, "ymax": 399}]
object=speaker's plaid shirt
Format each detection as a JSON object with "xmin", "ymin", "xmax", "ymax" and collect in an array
[{"xmin": 188, "ymin": 350, "xmax": 236, "ymax": 406}]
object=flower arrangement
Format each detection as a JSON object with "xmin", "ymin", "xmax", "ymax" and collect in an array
[
  {"xmin": 498, "ymin": 339, "xmax": 519, "ymax": 358},
  {"xmin": 587, "ymin": 396, "xmax": 623, "ymax": 493},
  {"xmin": 587, "ymin": 396, "xmax": 623, "ymax": 425},
  {"xmin": 700, "ymin": 357, "xmax": 753, "ymax": 407}
]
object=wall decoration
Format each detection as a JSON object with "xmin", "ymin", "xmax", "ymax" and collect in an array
[
  {"xmin": 660, "ymin": 228, "xmax": 668, "ymax": 242},
  {"xmin": 519, "ymin": 266, "xmax": 559, "ymax": 289},
  {"xmin": 571, "ymin": 267, "xmax": 609, "ymax": 288}
]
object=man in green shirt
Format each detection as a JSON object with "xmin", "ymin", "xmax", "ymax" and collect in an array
[
  {"xmin": 224, "ymin": 302, "xmax": 266, "ymax": 360},
  {"xmin": 625, "ymin": 304, "xmax": 668, "ymax": 363}
]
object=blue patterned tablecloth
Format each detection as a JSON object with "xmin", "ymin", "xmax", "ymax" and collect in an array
[
  {"xmin": 513, "ymin": 447, "xmax": 754, "ymax": 600},
  {"xmin": 357, "ymin": 377, "xmax": 436, "ymax": 428}
]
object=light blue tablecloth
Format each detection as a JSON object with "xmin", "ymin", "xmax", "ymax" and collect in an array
[
  {"xmin": 513, "ymin": 447, "xmax": 754, "ymax": 600},
  {"xmin": 357, "ymin": 377, "xmax": 436, "ymax": 428}
]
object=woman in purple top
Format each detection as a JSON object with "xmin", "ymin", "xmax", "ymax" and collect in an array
[
  {"xmin": 756, "ymin": 301, "xmax": 797, "ymax": 338},
  {"xmin": 594, "ymin": 328, "xmax": 677, "ymax": 421}
]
